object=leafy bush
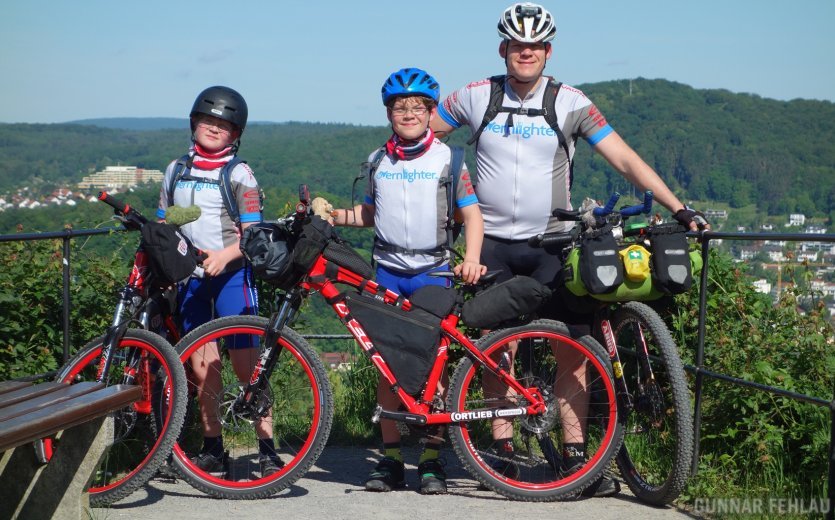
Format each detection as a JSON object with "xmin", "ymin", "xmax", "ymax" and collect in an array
[
  {"xmin": 0, "ymin": 230, "xmax": 129, "ymax": 379},
  {"xmin": 666, "ymin": 249, "xmax": 834, "ymax": 503}
]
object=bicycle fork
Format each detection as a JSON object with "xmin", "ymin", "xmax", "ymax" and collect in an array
[
  {"xmin": 598, "ymin": 318, "xmax": 637, "ymax": 413},
  {"xmin": 235, "ymin": 289, "xmax": 303, "ymax": 420}
]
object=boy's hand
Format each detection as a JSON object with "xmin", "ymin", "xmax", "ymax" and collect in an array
[
  {"xmin": 311, "ymin": 197, "xmax": 334, "ymax": 222},
  {"xmin": 453, "ymin": 259, "xmax": 487, "ymax": 285}
]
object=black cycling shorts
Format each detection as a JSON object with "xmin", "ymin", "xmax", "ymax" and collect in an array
[{"xmin": 481, "ymin": 235, "xmax": 596, "ymax": 329}]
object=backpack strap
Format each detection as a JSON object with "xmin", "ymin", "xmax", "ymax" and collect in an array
[
  {"xmin": 540, "ymin": 78, "xmax": 574, "ymax": 189},
  {"xmin": 167, "ymin": 153, "xmax": 245, "ymax": 227},
  {"xmin": 466, "ymin": 75, "xmax": 507, "ymax": 147},
  {"xmin": 443, "ymin": 146, "xmax": 466, "ymax": 249},
  {"xmin": 362, "ymin": 147, "xmax": 388, "ymax": 201}
]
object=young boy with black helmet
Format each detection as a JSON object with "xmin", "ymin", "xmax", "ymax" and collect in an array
[
  {"xmin": 156, "ymin": 86, "xmax": 279, "ymax": 478},
  {"xmin": 327, "ymin": 68, "xmax": 487, "ymax": 494}
]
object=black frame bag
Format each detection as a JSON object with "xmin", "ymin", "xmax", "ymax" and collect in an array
[
  {"xmin": 140, "ymin": 221, "xmax": 198, "ymax": 287},
  {"xmin": 461, "ymin": 276, "xmax": 552, "ymax": 329},
  {"xmin": 345, "ymin": 292, "xmax": 442, "ymax": 396}
]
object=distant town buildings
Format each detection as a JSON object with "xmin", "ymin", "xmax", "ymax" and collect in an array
[{"xmin": 77, "ymin": 165, "xmax": 164, "ymax": 190}]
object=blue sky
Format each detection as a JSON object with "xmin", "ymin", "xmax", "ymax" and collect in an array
[{"xmin": 2, "ymin": 0, "xmax": 833, "ymax": 126}]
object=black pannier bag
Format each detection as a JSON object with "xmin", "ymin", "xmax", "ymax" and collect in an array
[
  {"xmin": 241, "ymin": 215, "xmax": 333, "ymax": 290},
  {"xmin": 140, "ymin": 221, "xmax": 198, "ymax": 287},
  {"xmin": 578, "ymin": 225, "xmax": 624, "ymax": 295},
  {"xmin": 649, "ymin": 224, "xmax": 693, "ymax": 294},
  {"xmin": 461, "ymin": 276, "xmax": 552, "ymax": 329},
  {"xmin": 345, "ymin": 292, "xmax": 442, "ymax": 396}
]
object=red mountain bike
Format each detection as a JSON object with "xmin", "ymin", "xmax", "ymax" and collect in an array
[
  {"xmin": 55, "ymin": 192, "xmax": 188, "ymax": 505},
  {"xmin": 169, "ymin": 186, "xmax": 623, "ymax": 501}
]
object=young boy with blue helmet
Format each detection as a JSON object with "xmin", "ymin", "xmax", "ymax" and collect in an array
[{"xmin": 328, "ymin": 68, "xmax": 487, "ymax": 494}]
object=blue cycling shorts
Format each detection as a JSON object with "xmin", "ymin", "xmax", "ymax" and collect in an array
[
  {"xmin": 179, "ymin": 266, "xmax": 259, "ymax": 349},
  {"xmin": 374, "ymin": 263, "xmax": 452, "ymax": 298}
]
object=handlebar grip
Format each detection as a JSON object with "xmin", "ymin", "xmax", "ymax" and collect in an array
[
  {"xmin": 551, "ymin": 208, "xmax": 581, "ymax": 221},
  {"xmin": 98, "ymin": 191, "xmax": 148, "ymax": 226},
  {"xmin": 593, "ymin": 192, "xmax": 621, "ymax": 216},
  {"xmin": 528, "ymin": 232, "xmax": 574, "ymax": 249},
  {"xmin": 98, "ymin": 191, "xmax": 129, "ymax": 213},
  {"xmin": 642, "ymin": 190, "xmax": 654, "ymax": 214}
]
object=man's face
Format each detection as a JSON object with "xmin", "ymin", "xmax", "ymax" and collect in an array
[{"xmin": 500, "ymin": 40, "xmax": 552, "ymax": 83}]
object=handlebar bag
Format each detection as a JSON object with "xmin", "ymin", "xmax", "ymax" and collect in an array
[
  {"xmin": 345, "ymin": 292, "xmax": 442, "ymax": 396},
  {"xmin": 241, "ymin": 215, "xmax": 334, "ymax": 290},
  {"xmin": 648, "ymin": 224, "xmax": 695, "ymax": 294},
  {"xmin": 140, "ymin": 221, "xmax": 198, "ymax": 287},
  {"xmin": 461, "ymin": 276, "xmax": 552, "ymax": 329},
  {"xmin": 578, "ymin": 226, "xmax": 624, "ymax": 295},
  {"xmin": 240, "ymin": 221, "xmax": 295, "ymax": 287}
]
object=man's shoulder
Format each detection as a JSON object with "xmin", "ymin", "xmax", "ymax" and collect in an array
[{"xmin": 464, "ymin": 77, "xmax": 495, "ymax": 90}]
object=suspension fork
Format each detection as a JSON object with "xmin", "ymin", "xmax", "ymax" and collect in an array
[
  {"xmin": 97, "ymin": 287, "xmax": 139, "ymax": 383},
  {"xmin": 598, "ymin": 314, "xmax": 634, "ymax": 412},
  {"xmin": 238, "ymin": 289, "xmax": 303, "ymax": 416}
]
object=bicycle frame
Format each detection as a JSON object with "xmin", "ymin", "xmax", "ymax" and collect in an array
[
  {"xmin": 95, "ymin": 195, "xmax": 181, "ymax": 408},
  {"xmin": 235, "ymin": 254, "xmax": 549, "ymax": 427}
]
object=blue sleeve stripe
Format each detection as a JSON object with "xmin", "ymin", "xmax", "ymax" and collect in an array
[
  {"xmin": 587, "ymin": 125, "xmax": 613, "ymax": 146},
  {"xmin": 437, "ymin": 106, "xmax": 462, "ymax": 129},
  {"xmin": 364, "ymin": 195, "xmax": 374, "ymax": 205},
  {"xmin": 456, "ymin": 194, "xmax": 479, "ymax": 208},
  {"xmin": 156, "ymin": 208, "xmax": 167, "ymax": 219},
  {"xmin": 240, "ymin": 212, "xmax": 262, "ymax": 223}
]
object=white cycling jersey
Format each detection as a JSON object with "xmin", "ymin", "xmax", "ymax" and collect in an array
[
  {"xmin": 365, "ymin": 139, "xmax": 477, "ymax": 273},
  {"xmin": 157, "ymin": 150, "xmax": 261, "ymax": 273},
  {"xmin": 438, "ymin": 76, "xmax": 613, "ymax": 240}
]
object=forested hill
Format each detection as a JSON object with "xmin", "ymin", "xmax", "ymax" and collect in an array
[{"xmin": 2, "ymin": 78, "xmax": 833, "ymax": 218}]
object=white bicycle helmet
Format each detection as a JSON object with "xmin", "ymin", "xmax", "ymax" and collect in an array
[{"xmin": 497, "ymin": 2, "xmax": 556, "ymax": 43}]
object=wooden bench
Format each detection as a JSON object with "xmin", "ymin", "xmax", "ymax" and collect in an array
[{"xmin": 0, "ymin": 379, "xmax": 141, "ymax": 520}]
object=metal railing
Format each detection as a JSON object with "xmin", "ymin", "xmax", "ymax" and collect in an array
[{"xmin": 2, "ymin": 225, "xmax": 835, "ymax": 515}]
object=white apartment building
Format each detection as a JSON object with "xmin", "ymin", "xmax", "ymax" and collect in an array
[{"xmin": 78, "ymin": 166, "xmax": 164, "ymax": 190}]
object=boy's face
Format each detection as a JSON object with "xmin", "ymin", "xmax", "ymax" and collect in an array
[
  {"xmin": 386, "ymin": 96, "xmax": 434, "ymax": 141},
  {"xmin": 192, "ymin": 114, "xmax": 240, "ymax": 152}
]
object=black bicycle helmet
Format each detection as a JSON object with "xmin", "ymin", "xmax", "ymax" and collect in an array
[{"xmin": 190, "ymin": 86, "xmax": 248, "ymax": 133}]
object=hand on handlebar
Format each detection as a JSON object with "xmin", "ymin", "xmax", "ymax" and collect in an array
[
  {"xmin": 453, "ymin": 258, "xmax": 487, "ymax": 285},
  {"xmin": 673, "ymin": 207, "xmax": 711, "ymax": 232}
]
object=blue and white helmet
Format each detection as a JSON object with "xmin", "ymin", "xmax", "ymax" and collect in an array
[
  {"xmin": 381, "ymin": 68, "xmax": 440, "ymax": 105},
  {"xmin": 498, "ymin": 3, "xmax": 556, "ymax": 43}
]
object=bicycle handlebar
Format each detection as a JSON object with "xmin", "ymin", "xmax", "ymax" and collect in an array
[{"xmin": 98, "ymin": 191, "xmax": 148, "ymax": 229}]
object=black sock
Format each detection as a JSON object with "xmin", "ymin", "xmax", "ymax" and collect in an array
[
  {"xmin": 259, "ymin": 438, "xmax": 277, "ymax": 457},
  {"xmin": 202, "ymin": 436, "xmax": 223, "ymax": 458},
  {"xmin": 563, "ymin": 442, "xmax": 585, "ymax": 468}
]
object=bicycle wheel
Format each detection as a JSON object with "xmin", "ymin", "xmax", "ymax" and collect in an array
[
  {"xmin": 609, "ymin": 301, "xmax": 693, "ymax": 505},
  {"xmin": 447, "ymin": 319, "xmax": 623, "ymax": 501},
  {"xmin": 55, "ymin": 329, "xmax": 187, "ymax": 506},
  {"xmin": 170, "ymin": 315, "xmax": 333, "ymax": 499}
]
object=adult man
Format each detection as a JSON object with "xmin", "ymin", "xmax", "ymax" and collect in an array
[{"xmin": 431, "ymin": 2, "xmax": 709, "ymax": 497}]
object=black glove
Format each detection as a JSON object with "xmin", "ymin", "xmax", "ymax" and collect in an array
[{"xmin": 673, "ymin": 207, "xmax": 709, "ymax": 229}]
